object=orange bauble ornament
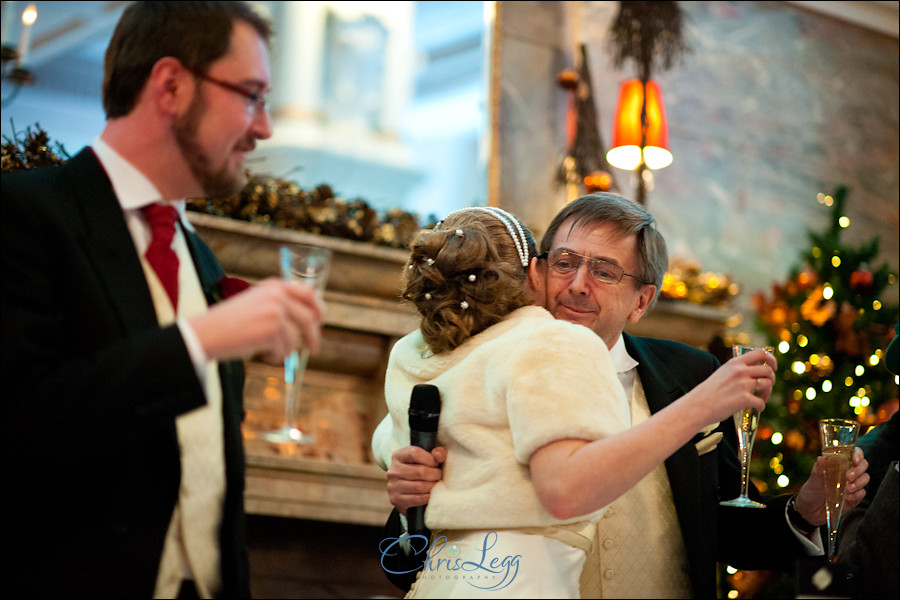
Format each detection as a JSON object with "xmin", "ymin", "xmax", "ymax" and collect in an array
[{"xmin": 584, "ymin": 171, "xmax": 613, "ymax": 193}]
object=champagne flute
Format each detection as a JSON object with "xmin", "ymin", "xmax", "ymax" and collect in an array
[
  {"xmin": 719, "ymin": 345, "xmax": 774, "ymax": 509},
  {"xmin": 819, "ymin": 418, "xmax": 860, "ymax": 563},
  {"xmin": 262, "ymin": 244, "xmax": 331, "ymax": 444}
]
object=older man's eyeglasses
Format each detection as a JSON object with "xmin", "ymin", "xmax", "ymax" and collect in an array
[
  {"xmin": 189, "ymin": 69, "xmax": 269, "ymax": 115},
  {"xmin": 540, "ymin": 248, "xmax": 649, "ymax": 285}
]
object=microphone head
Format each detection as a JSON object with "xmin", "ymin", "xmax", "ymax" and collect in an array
[{"xmin": 409, "ymin": 384, "xmax": 441, "ymax": 433}]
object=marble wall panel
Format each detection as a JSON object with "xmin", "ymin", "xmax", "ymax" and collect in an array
[{"xmin": 495, "ymin": 1, "xmax": 899, "ymax": 328}]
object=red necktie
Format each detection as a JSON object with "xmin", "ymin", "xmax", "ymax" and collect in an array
[{"xmin": 142, "ymin": 203, "xmax": 180, "ymax": 309}]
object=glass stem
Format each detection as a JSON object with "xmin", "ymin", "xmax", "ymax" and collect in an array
[
  {"xmin": 739, "ymin": 444, "xmax": 752, "ymax": 498},
  {"xmin": 284, "ymin": 350, "xmax": 298, "ymax": 429},
  {"xmin": 284, "ymin": 348, "xmax": 310, "ymax": 431}
]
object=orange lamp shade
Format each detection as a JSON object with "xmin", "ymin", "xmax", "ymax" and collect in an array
[{"xmin": 606, "ymin": 79, "xmax": 673, "ymax": 171}]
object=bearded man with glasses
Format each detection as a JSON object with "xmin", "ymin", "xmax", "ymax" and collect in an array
[
  {"xmin": 380, "ymin": 193, "xmax": 870, "ymax": 599},
  {"xmin": 3, "ymin": 3, "xmax": 325, "ymax": 597}
]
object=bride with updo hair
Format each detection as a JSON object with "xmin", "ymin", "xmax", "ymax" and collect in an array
[
  {"xmin": 373, "ymin": 206, "xmax": 628, "ymax": 598},
  {"xmin": 374, "ymin": 203, "xmax": 779, "ymax": 599}
]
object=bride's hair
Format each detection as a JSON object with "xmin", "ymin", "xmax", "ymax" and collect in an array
[{"xmin": 402, "ymin": 208, "xmax": 537, "ymax": 354}]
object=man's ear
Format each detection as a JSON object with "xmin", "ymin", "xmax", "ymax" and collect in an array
[
  {"xmin": 526, "ymin": 256, "xmax": 548, "ymax": 309},
  {"xmin": 147, "ymin": 56, "xmax": 194, "ymax": 116},
  {"xmin": 627, "ymin": 284, "xmax": 658, "ymax": 324}
]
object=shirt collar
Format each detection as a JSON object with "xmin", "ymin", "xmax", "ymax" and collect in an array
[
  {"xmin": 92, "ymin": 137, "xmax": 188, "ymax": 223},
  {"xmin": 609, "ymin": 334, "xmax": 639, "ymax": 374}
]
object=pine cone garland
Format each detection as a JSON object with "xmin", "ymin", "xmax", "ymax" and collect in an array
[
  {"xmin": 3, "ymin": 123, "xmax": 425, "ymax": 249},
  {"xmin": 190, "ymin": 173, "xmax": 424, "ymax": 248},
  {"xmin": 1, "ymin": 124, "xmax": 70, "ymax": 172}
]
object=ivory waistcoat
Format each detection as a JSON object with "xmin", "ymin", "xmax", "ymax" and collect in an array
[
  {"xmin": 579, "ymin": 375, "xmax": 693, "ymax": 598},
  {"xmin": 144, "ymin": 224, "xmax": 226, "ymax": 599}
]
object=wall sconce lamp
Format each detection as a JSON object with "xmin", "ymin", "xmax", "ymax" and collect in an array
[
  {"xmin": 1, "ymin": 2, "xmax": 37, "ymax": 107},
  {"xmin": 606, "ymin": 79, "xmax": 672, "ymax": 204}
]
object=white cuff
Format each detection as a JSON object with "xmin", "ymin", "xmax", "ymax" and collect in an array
[
  {"xmin": 399, "ymin": 512, "xmax": 409, "ymax": 535},
  {"xmin": 398, "ymin": 512, "xmax": 412, "ymax": 554},
  {"xmin": 177, "ymin": 318, "xmax": 210, "ymax": 384},
  {"xmin": 785, "ymin": 505, "xmax": 825, "ymax": 556}
]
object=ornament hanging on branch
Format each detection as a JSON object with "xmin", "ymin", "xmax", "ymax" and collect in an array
[
  {"xmin": 555, "ymin": 44, "xmax": 616, "ymax": 199},
  {"xmin": 850, "ymin": 264, "xmax": 875, "ymax": 293},
  {"xmin": 571, "ymin": 44, "xmax": 615, "ymax": 193},
  {"xmin": 556, "ymin": 68, "xmax": 582, "ymax": 201}
]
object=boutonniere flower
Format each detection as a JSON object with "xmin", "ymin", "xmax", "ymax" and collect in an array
[{"xmin": 216, "ymin": 275, "xmax": 250, "ymax": 301}]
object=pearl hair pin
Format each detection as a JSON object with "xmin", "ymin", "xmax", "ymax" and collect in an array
[
  {"xmin": 460, "ymin": 301, "xmax": 469, "ymax": 309},
  {"xmin": 468, "ymin": 274, "xmax": 476, "ymax": 282}
]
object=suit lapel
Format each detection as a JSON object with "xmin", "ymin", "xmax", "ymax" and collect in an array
[
  {"xmin": 624, "ymin": 335, "xmax": 687, "ymax": 414},
  {"xmin": 180, "ymin": 225, "xmax": 244, "ymax": 417},
  {"xmin": 66, "ymin": 148, "xmax": 158, "ymax": 334},
  {"xmin": 182, "ymin": 226, "xmax": 226, "ymax": 306},
  {"xmin": 66, "ymin": 148, "xmax": 224, "ymax": 319}
]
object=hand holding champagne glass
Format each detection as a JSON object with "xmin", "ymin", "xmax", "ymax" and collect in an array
[
  {"xmin": 720, "ymin": 345, "xmax": 774, "ymax": 509},
  {"xmin": 262, "ymin": 244, "xmax": 332, "ymax": 444},
  {"xmin": 819, "ymin": 418, "xmax": 860, "ymax": 563}
]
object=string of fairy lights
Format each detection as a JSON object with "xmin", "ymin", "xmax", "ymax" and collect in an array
[{"xmin": 723, "ymin": 189, "xmax": 897, "ymax": 598}]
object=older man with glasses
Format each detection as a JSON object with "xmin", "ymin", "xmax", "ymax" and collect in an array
[{"xmin": 380, "ymin": 192, "xmax": 870, "ymax": 599}]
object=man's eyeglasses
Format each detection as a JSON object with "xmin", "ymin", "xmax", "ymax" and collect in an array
[
  {"xmin": 189, "ymin": 68, "xmax": 269, "ymax": 115},
  {"xmin": 540, "ymin": 248, "xmax": 649, "ymax": 285}
]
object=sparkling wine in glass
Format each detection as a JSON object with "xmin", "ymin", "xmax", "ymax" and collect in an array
[
  {"xmin": 262, "ymin": 244, "xmax": 331, "ymax": 445},
  {"xmin": 819, "ymin": 418, "xmax": 860, "ymax": 563},
  {"xmin": 719, "ymin": 345, "xmax": 773, "ymax": 509}
]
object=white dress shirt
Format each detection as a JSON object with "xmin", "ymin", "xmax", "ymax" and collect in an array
[{"xmin": 91, "ymin": 137, "xmax": 209, "ymax": 380}]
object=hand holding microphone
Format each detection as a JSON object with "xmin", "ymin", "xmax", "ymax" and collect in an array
[{"xmin": 407, "ymin": 384, "xmax": 441, "ymax": 540}]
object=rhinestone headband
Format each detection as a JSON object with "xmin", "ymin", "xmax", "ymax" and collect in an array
[{"xmin": 440, "ymin": 207, "xmax": 530, "ymax": 267}]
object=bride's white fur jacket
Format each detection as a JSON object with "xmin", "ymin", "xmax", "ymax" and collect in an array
[{"xmin": 371, "ymin": 305, "xmax": 629, "ymax": 529}]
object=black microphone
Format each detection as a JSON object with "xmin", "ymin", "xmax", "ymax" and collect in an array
[{"xmin": 407, "ymin": 383, "xmax": 441, "ymax": 540}]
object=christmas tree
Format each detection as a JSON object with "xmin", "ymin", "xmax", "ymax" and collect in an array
[
  {"xmin": 721, "ymin": 186, "xmax": 898, "ymax": 599},
  {"xmin": 750, "ymin": 185, "xmax": 899, "ymax": 494}
]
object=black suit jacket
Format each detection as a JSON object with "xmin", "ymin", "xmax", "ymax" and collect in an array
[
  {"xmin": 625, "ymin": 334, "xmax": 802, "ymax": 598},
  {"xmin": 1, "ymin": 148, "xmax": 249, "ymax": 598},
  {"xmin": 378, "ymin": 333, "xmax": 805, "ymax": 598},
  {"xmin": 835, "ymin": 411, "xmax": 899, "ymax": 599}
]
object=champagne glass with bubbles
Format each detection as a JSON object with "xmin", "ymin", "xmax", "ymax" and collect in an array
[
  {"xmin": 819, "ymin": 418, "xmax": 860, "ymax": 563},
  {"xmin": 720, "ymin": 345, "xmax": 774, "ymax": 509},
  {"xmin": 262, "ymin": 244, "xmax": 331, "ymax": 445}
]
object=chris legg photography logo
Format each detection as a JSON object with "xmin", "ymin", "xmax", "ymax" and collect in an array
[{"xmin": 380, "ymin": 531, "xmax": 521, "ymax": 591}]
